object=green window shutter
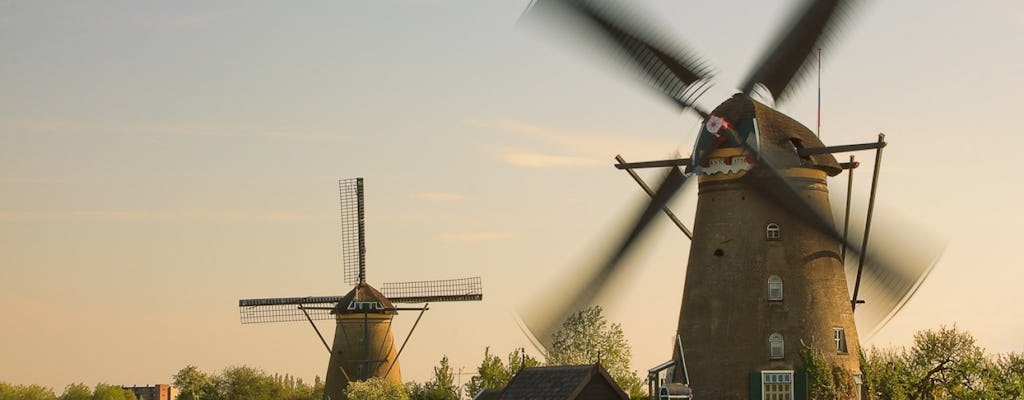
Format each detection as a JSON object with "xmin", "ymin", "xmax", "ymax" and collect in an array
[
  {"xmin": 794, "ymin": 371, "xmax": 808, "ymax": 400},
  {"xmin": 749, "ymin": 371, "xmax": 762, "ymax": 400}
]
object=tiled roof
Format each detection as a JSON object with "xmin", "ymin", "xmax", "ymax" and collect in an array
[{"xmin": 498, "ymin": 364, "xmax": 628, "ymax": 400}]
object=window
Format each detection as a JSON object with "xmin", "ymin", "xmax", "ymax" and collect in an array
[
  {"xmin": 769, "ymin": 333, "xmax": 784, "ymax": 359},
  {"xmin": 762, "ymin": 371, "xmax": 793, "ymax": 400},
  {"xmin": 766, "ymin": 223, "xmax": 781, "ymax": 240},
  {"xmin": 834, "ymin": 328, "xmax": 848, "ymax": 354},
  {"xmin": 768, "ymin": 275, "xmax": 783, "ymax": 301}
]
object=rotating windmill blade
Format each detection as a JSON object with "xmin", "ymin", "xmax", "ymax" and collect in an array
[
  {"xmin": 518, "ymin": 0, "xmax": 944, "ymax": 397},
  {"xmin": 520, "ymin": 0, "xmax": 714, "ymax": 115},
  {"xmin": 238, "ymin": 178, "xmax": 482, "ymax": 400}
]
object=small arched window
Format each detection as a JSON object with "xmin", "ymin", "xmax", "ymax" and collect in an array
[
  {"xmin": 769, "ymin": 333, "xmax": 785, "ymax": 359},
  {"xmin": 768, "ymin": 275, "xmax": 783, "ymax": 301},
  {"xmin": 766, "ymin": 223, "xmax": 781, "ymax": 240}
]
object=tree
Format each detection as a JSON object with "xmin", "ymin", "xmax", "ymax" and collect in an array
[
  {"xmin": 506, "ymin": 347, "xmax": 542, "ymax": 377},
  {"xmin": 409, "ymin": 355, "xmax": 460, "ymax": 400},
  {"xmin": 464, "ymin": 347, "xmax": 510, "ymax": 397},
  {"xmin": 799, "ymin": 345, "xmax": 854, "ymax": 399},
  {"xmin": 173, "ymin": 365, "xmax": 217, "ymax": 400},
  {"xmin": 986, "ymin": 352, "xmax": 1024, "ymax": 399},
  {"xmin": 91, "ymin": 384, "xmax": 136, "ymax": 400},
  {"xmin": 0, "ymin": 382, "xmax": 57, "ymax": 400},
  {"xmin": 60, "ymin": 383, "xmax": 92, "ymax": 400},
  {"xmin": 862, "ymin": 326, "xmax": 997, "ymax": 400},
  {"xmin": 547, "ymin": 305, "xmax": 646, "ymax": 398},
  {"xmin": 345, "ymin": 377, "xmax": 409, "ymax": 400},
  {"xmin": 214, "ymin": 366, "xmax": 282, "ymax": 400}
]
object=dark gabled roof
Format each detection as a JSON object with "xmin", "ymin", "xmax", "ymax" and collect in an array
[{"xmin": 498, "ymin": 364, "xmax": 629, "ymax": 400}]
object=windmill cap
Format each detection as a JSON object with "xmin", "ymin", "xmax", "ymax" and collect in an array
[
  {"xmin": 709, "ymin": 94, "xmax": 841, "ymax": 176},
  {"xmin": 332, "ymin": 281, "xmax": 396, "ymax": 315}
]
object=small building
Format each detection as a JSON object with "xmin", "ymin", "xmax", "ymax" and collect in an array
[
  {"xmin": 122, "ymin": 384, "xmax": 176, "ymax": 400},
  {"xmin": 474, "ymin": 363, "xmax": 628, "ymax": 400}
]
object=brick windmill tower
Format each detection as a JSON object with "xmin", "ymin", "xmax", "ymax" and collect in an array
[
  {"xmin": 519, "ymin": 1, "xmax": 943, "ymax": 398},
  {"xmin": 240, "ymin": 178, "xmax": 483, "ymax": 399}
]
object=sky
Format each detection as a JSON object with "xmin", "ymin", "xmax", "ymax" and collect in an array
[{"xmin": 2, "ymin": 0, "xmax": 1023, "ymax": 392}]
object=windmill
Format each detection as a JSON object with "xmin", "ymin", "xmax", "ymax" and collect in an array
[
  {"xmin": 239, "ymin": 178, "xmax": 483, "ymax": 400},
  {"xmin": 518, "ymin": 0, "xmax": 944, "ymax": 398}
]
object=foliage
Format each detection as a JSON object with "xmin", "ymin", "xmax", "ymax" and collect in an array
[
  {"xmin": 345, "ymin": 377, "xmax": 409, "ymax": 400},
  {"xmin": 463, "ymin": 347, "xmax": 543, "ymax": 397},
  {"xmin": 171, "ymin": 364, "xmax": 322, "ymax": 400},
  {"xmin": 506, "ymin": 347, "xmax": 542, "ymax": 377},
  {"xmin": 59, "ymin": 383, "xmax": 92, "ymax": 400},
  {"xmin": 0, "ymin": 382, "xmax": 57, "ymax": 400},
  {"xmin": 464, "ymin": 347, "xmax": 511, "ymax": 397},
  {"xmin": 409, "ymin": 356, "xmax": 460, "ymax": 400},
  {"xmin": 799, "ymin": 344, "xmax": 854, "ymax": 399},
  {"xmin": 861, "ymin": 325, "xmax": 1024, "ymax": 400},
  {"xmin": 91, "ymin": 383, "xmax": 137, "ymax": 400},
  {"xmin": 172, "ymin": 365, "xmax": 217, "ymax": 400},
  {"xmin": 986, "ymin": 352, "xmax": 1024, "ymax": 399},
  {"xmin": 547, "ymin": 305, "xmax": 646, "ymax": 398}
]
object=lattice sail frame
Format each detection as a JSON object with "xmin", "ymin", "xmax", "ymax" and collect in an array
[
  {"xmin": 239, "ymin": 277, "xmax": 483, "ymax": 324},
  {"xmin": 383, "ymin": 277, "xmax": 483, "ymax": 303},
  {"xmin": 339, "ymin": 178, "xmax": 366, "ymax": 285}
]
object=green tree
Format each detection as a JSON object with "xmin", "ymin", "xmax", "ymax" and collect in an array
[
  {"xmin": 464, "ymin": 347, "xmax": 543, "ymax": 397},
  {"xmin": 862, "ymin": 326, "xmax": 995, "ymax": 400},
  {"xmin": 410, "ymin": 355, "xmax": 460, "ymax": 400},
  {"xmin": 464, "ymin": 347, "xmax": 510, "ymax": 397},
  {"xmin": 986, "ymin": 352, "xmax": 1024, "ymax": 399},
  {"xmin": 60, "ymin": 383, "xmax": 92, "ymax": 400},
  {"xmin": 506, "ymin": 347, "xmax": 542, "ymax": 377},
  {"xmin": 173, "ymin": 365, "xmax": 217, "ymax": 400},
  {"xmin": 547, "ymin": 305, "xmax": 646, "ymax": 398},
  {"xmin": 0, "ymin": 382, "xmax": 58, "ymax": 400},
  {"xmin": 214, "ymin": 365, "xmax": 282, "ymax": 400},
  {"xmin": 905, "ymin": 326, "xmax": 988, "ymax": 400},
  {"xmin": 345, "ymin": 377, "xmax": 409, "ymax": 400},
  {"xmin": 863, "ymin": 346, "xmax": 912, "ymax": 400},
  {"xmin": 91, "ymin": 384, "xmax": 136, "ymax": 400},
  {"xmin": 799, "ymin": 345, "xmax": 854, "ymax": 399}
]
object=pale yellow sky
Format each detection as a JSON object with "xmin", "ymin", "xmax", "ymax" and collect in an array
[{"xmin": 2, "ymin": 0, "xmax": 1023, "ymax": 392}]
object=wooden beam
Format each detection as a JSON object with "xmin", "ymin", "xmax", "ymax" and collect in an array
[
  {"xmin": 797, "ymin": 141, "xmax": 886, "ymax": 157},
  {"xmin": 614, "ymin": 158, "xmax": 691, "ymax": 170}
]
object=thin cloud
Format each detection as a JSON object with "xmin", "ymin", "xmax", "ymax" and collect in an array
[
  {"xmin": 0, "ymin": 120, "xmax": 349, "ymax": 142},
  {"xmin": 464, "ymin": 118, "xmax": 681, "ymax": 168},
  {"xmin": 0, "ymin": 210, "xmax": 329, "ymax": 223},
  {"xmin": 436, "ymin": 232, "xmax": 514, "ymax": 243},
  {"xmin": 414, "ymin": 192, "xmax": 465, "ymax": 202},
  {"xmin": 497, "ymin": 149, "xmax": 599, "ymax": 168}
]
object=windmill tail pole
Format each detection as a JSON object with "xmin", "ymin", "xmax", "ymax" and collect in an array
[
  {"xmin": 384, "ymin": 304, "xmax": 429, "ymax": 378},
  {"xmin": 614, "ymin": 155, "xmax": 693, "ymax": 239},
  {"xmin": 841, "ymin": 155, "xmax": 855, "ymax": 263},
  {"xmin": 299, "ymin": 305, "xmax": 332, "ymax": 354},
  {"xmin": 851, "ymin": 134, "xmax": 885, "ymax": 311}
]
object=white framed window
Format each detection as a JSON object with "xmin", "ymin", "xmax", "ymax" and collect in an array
[
  {"xmin": 766, "ymin": 223, "xmax": 781, "ymax": 240},
  {"xmin": 769, "ymin": 333, "xmax": 784, "ymax": 359},
  {"xmin": 768, "ymin": 275, "xmax": 783, "ymax": 301},
  {"xmin": 834, "ymin": 328, "xmax": 848, "ymax": 354},
  {"xmin": 762, "ymin": 370, "xmax": 793, "ymax": 400}
]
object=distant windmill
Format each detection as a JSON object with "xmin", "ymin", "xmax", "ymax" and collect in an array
[{"xmin": 239, "ymin": 178, "xmax": 483, "ymax": 400}]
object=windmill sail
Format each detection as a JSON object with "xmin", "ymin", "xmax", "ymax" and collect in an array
[{"xmin": 340, "ymin": 178, "xmax": 366, "ymax": 285}]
